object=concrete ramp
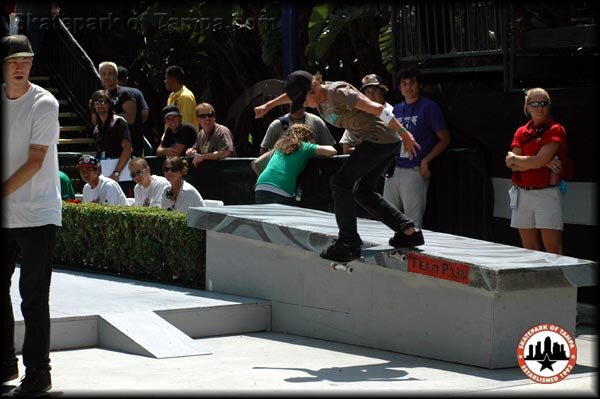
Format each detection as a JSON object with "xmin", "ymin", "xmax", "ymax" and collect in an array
[
  {"xmin": 98, "ymin": 311, "xmax": 210, "ymax": 358},
  {"xmin": 12, "ymin": 267, "xmax": 271, "ymax": 358}
]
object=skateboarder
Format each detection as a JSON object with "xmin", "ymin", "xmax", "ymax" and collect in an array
[{"xmin": 255, "ymin": 70, "xmax": 425, "ymax": 263}]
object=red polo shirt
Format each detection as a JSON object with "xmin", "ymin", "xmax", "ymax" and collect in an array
[{"xmin": 511, "ymin": 118, "xmax": 567, "ymax": 187}]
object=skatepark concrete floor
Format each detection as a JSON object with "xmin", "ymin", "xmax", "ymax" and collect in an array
[{"xmin": 2, "ymin": 267, "xmax": 597, "ymax": 397}]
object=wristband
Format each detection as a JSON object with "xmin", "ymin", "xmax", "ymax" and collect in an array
[{"xmin": 378, "ymin": 108, "xmax": 394, "ymax": 125}]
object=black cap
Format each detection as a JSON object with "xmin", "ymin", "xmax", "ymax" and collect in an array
[
  {"xmin": 117, "ymin": 66, "xmax": 128, "ymax": 81},
  {"xmin": 162, "ymin": 105, "xmax": 182, "ymax": 120},
  {"xmin": 1, "ymin": 35, "xmax": 34, "ymax": 62},
  {"xmin": 284, "ymin": 70, "xmax": 313, "ymax": 114}
]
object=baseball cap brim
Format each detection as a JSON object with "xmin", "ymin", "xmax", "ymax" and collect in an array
[
  {"xmin": 290, "ymin": 95, "xmax": 306, "ymax": 114},
  {"xmin": 163, "ymin": 111, "xmax": 181, "ymax": 120},
  {"xmin": 3, "ymin": 51, "xmax": 34, "ymax": 61}
]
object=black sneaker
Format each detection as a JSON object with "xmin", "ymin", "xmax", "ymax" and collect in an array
[
  {"xmin": 320, "ymin": 239, "xmax": 361, "ymax": 262},
  {"xmin": 389, "ymin": 228, "xmax": 425, "ymax": 248},
  {"xmin": 1, "ymin": 361, "xmax": 18, "ymax": 384},
  {"xmin": 12, "ymin": 369, "xmax": 51, "ymax": 397}
]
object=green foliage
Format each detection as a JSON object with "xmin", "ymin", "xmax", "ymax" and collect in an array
[
  {"xmin": 135, "ymin": 1, "xmax": 281, "ymax": 116},
  {"xmin": 55, "ymin": 202, "xmax": 206, "ymax": 288},
  {"xmin": 379, "ymin": 23, "xmax": 394, "ymax": 73},
  {"xmin": 305, "ymin": 3, "xmax": 393, "ymax": 73}
]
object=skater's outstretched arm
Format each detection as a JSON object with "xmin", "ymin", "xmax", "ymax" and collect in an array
[
  {"xmin": 354, "ymin": 96, "xmax": 421, "ymax": 158},
  {"xmin": 254, "ymin": 93, "xmax": 292, "ymax": 119}
]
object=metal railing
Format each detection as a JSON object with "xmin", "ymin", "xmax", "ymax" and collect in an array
[
  {"xmin": 394, "ymin": 1, "xmax": 507, "ymax": 61},
  {"xmin": 43, "ymin": 17, "xmax": 154, "ymax": 154},
  {"xmin": 44, "ymin": 17, "xmax": 102, "ymax": 125}
]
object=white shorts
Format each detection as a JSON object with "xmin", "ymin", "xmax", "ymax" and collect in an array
[{"xmin": 510, "ymin": 186, "xmax": 563, "ymax": 230}]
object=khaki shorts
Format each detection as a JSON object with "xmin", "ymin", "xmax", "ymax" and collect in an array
[{"xmin": 510, "ymin": 186, "xmax": 563, "ymax": 230}]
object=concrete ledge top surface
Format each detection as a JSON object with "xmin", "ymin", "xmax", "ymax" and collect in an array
[{"xmin": 188, "ymin": 204, "xmax": 597, "ymax": 291}]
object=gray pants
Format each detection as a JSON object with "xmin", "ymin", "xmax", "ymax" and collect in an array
[{"xmin": 383, "ymin": 166, "xmax": 429, "ymax": 229}]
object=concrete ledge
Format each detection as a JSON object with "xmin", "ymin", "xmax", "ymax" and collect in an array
[{"xmin": 188, "ymin": 204, "xmax": 597, "ymax": 369}]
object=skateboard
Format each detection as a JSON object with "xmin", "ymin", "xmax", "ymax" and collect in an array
[{"xmin": 329, "ymin": 248, "xmax": 410, "ymax": 273}]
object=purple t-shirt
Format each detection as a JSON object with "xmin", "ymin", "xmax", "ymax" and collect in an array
[{"xmin": 392, "ymin": 96, "xmax": 447, "ymax": 168}]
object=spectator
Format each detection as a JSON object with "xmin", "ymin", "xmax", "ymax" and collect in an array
[
  {"xmin": 505, "ymin": 88, "xmax": 567, "ymax": 255},
  {"xmin": 117, "ymin": 65, "xmax": 150, "ymax": 154},
  {"xmin": 98, "ymin": 61, "xmax": 141, "ymax": 156},
  {"xmin": 185, "ymin": 103, "xmax": 236, "ymax": 167},
  {"xmin": 160, "ymin": 156, "xmax": 205, "ymax": 213},
  {"xmin": 164, "ymin": 65, "xmax": 197, "ymax": 128},
  {"xmin": 255, "ymin": 70, "xmax": 423, "ymax": 263},
  {"xmin": 89, "ymin": 89, "xmax": 133, "ymax": 195},
  {"xmin": 339, "ymin": 74, "xmax": 393, "ymax": 154},
  {"xmin": 77, "ymin": 155, "xmax": 127, "ymax": 205},
  {"xmin": 128, "ymin": 157, "xmax": 170, "ymax": 207},
  {"xmin": 255, "ymin": 124, "xmax": 337, "ymax": 205},
  {"xmin": 259, "ymin": 106, "xmax": 336, "ymax": 155},
  {"xmin": 156, "ymin": 105, "xmax": 198, "ymax": 157},
  {"xmin": 59, "ymin": 170, "xmax": 75, "ymax": 200},
  {"xmin": 383, "ymin": 68, "xmax": 451, "ymax": 229},
  {"xmin": 2, "ymin": 34, "xmax": 60, "ymax": 397}
]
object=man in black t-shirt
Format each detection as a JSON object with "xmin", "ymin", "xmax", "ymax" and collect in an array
[
  {"xmin": 98, "ymin": 61, "xmax": 143, "ymax": 156},
  {"xmin": 156, "ymin": 105, "xmax": 198, "ymax": 157}
]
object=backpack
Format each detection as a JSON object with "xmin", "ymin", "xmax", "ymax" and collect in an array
[{"xmin": 278, "ymin": 115, "xmax": 291, "ymax": 131}]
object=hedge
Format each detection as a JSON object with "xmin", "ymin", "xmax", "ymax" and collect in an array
[{"xmin": 55, "ymin": 202, "xmax": 206, "ymax": 288}]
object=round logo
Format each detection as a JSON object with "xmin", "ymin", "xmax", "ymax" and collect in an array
[{"xmin": 517, "ymin": 323, "xmax": 577, "ymax": 384}]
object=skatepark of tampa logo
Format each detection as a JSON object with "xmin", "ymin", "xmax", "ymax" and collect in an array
[{"xmin": 517, "ymin": 323, "xmax": 577, "ymax": 384}]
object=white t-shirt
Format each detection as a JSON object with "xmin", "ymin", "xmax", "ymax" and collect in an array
[
  {"xmin": 160, "ymin": 180, "xmax": 205, "ymax": 214},
  {"xmin": 82, "ymin": 175, "xmax": 127, "ymax": 205},
  {"xmin": 133, "ymin": 175, "xmax": 170, "ymax": 207},
  {"xmin": 2, "ymin": 83, "xmax": 61, "ymax": 228}
]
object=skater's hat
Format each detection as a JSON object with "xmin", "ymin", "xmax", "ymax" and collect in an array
[{"xmin": 285, "ymin": 70, "xmax": 313, "ymax": 114}]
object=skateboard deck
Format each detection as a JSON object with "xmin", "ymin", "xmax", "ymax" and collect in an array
[{"xmin": 329, "ymin": 247, "xmax": 412, "ymax": 273}]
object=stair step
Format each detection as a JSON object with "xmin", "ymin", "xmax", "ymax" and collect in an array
[
  {"xmin": 59, "ymin": 138, "xmax": 95, "ymax": 145},
  {"xmin": 59, "ymin": 112, "xmax": 79, "ymax": 119},
  {"xmin": 60, "ymin": 126, "xmax": 87, "ymax": 133},
  {"xmin": 46, "ymin": 87, "xmax": 59, "ymax": 93},
  {"xmin": 30, "ymin": 76, "xmax": 51, "ymax": 82}
]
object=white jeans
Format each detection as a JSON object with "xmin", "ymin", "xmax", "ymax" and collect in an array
[{"xmin": 383, "ymin": 166, "xmax": 429, "ymax": 228}]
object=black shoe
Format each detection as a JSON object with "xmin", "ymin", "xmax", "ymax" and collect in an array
[
  {"xmin": 1, "ymin": 361, "xmax": 18, "ymax": 384},
  {"xmin": 12, "ymin": 369, "xmax": 51, "ymax": 397},
  {"xmin": 320, "ymin": 239, "xmax": 361, "ymax": 262},
  {"xmin": 389, "ymin": 228, "xmax": 425, "ymax": 248}
]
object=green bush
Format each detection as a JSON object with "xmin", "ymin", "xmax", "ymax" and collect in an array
[{"xmin": 55, "ymin": 202, "xmax": 206, "ymax": 288}]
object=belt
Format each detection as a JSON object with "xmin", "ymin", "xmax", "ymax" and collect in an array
[{"xmin": 518, "ymin": 185, "xmax": 555, "ymax": 190}]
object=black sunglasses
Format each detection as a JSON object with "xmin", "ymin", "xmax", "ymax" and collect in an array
[
  {"xmin": 129, "ymin": 167, "xmax": 146, "ymax": 178},
  {"xmin": 196, "ymin": 112, "xmax": 215, "ymax": 119},
  {"xmin": 163, "ymin": 166, "xmax": 179, "ymax": 173},
  {"xmin": 528, "ymin": 101, "xmax": 550, "ymax": 108}
]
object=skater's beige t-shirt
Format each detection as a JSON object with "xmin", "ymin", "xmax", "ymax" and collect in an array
[{"xmin": 317, "ymin": 82, "xmax": 401, "ymax": 144}]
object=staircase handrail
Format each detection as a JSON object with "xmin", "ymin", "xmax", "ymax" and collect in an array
[{"xmin": 44, "ymin": 16, "xmax": 102, "ymax": 128}]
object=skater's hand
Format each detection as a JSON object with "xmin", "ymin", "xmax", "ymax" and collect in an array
[
  {"xmin": 420, "ymin": 160, "xmax": 431, "ymax": 179},
  {"xmin": 254, "ymin": 104, "xmax": 268, "ymax": 119},
  {"xmin": 400, "ymin": 131, "xmax": 420, "ymax": 159}
]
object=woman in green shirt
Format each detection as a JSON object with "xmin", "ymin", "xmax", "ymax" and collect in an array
[{"xmin": 255, "ymin": 124, "xmax": 336, "ymax": 205}]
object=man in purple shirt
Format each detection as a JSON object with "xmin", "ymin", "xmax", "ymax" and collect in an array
[{"xmin": 383, "ymin": 68, "xmax": 451, "ymax": 228}]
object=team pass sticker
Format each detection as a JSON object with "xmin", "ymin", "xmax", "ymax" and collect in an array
[
  {"xmin": 517, "ymin": 323, "xmax": 577, "ymax": 384},
  {"xmin": 407, "ymin": 253, "xmax": 470, "ymax": 284}
]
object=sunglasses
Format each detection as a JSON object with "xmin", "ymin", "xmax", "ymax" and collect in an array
[
  {"xmin": 93, "ymin": 99, "xmax": 109, "ymax": 106},
  {"xmin": 163, "ymin": 166, "xmax": 179, "ymax": 173},
  {"xmin": 527, "ymin": 101, "xmax": 550, "ymax": 108},
  {"xmin": 129, "ymin": 167, "xmax": 145, "ymax": 178},
  {"xmin": 196, "ymin": 112, "xmax": 215, "ymax": 119}
]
